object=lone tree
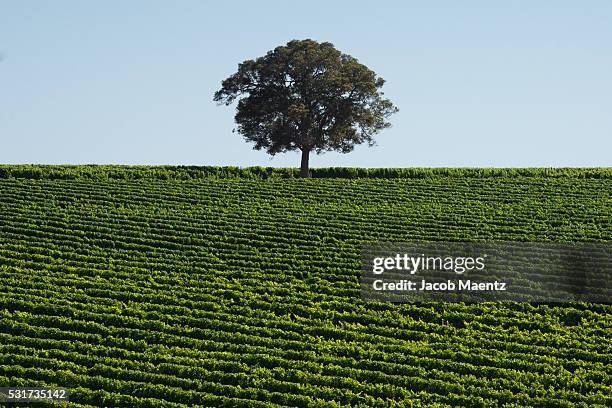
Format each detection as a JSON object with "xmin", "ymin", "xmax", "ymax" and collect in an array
[{"xmin": 214, "ymin": 39, "xmax": 398, "ymax": 177}]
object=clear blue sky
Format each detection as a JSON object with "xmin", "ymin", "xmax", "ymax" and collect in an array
[{"xmin": 1, "ymin": 1, "xmax": 610, "ymax": 167}]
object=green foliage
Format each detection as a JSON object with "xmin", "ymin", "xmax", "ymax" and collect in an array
[
  {"xmin": 0, "ymin": 165, "xmax": 610, "ymax": 180},
  {"xmin": 214, "ymin": 39, "xmax": 398, "ymax": 156},
  {"xmin": 0, "ymin": 170, "xmax": 610, "ymax": 407}
]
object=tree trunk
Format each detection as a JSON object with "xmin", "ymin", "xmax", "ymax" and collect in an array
[{"xmin": 300, "ymin": 149, "xmax": 310, "ymax": 178}]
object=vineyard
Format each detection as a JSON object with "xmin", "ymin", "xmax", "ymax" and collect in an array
[{"xmin": 0, "ymin": 166, "xmax": 610, "ymax": 407}]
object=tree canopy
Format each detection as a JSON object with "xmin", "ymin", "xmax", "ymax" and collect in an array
[{"xmin": 214, "ymin": 39, "xmax": 398, "ymax": 176}]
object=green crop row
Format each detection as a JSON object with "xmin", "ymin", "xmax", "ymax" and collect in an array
[{"xmin": 0, "ymin": 165, "xmax": 610, "ymax": 180}]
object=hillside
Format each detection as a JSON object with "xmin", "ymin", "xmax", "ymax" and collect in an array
[{"xmin": 0, "ymin": 167, "xmax": 610, "ymax": 407}]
